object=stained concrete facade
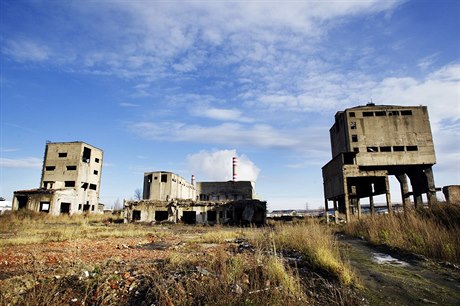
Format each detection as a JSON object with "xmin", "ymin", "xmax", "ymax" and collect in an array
[
  {"xmin": 143, "ymin": 171, "xmax": 196, "ymax": 201},
  {"xmin": 125, "ymin": 172, "xmax": 266, "ymax": 225},
  {"xmin": 322, "ymin": 104, "xmax": 437, "ymax": 222},
  {"xmin": 443, "ymin": 185, "xmax": 460, "ymax": 204},
  {"xmin": 12, "ymin": 142, "xmax": 103, "ymax": 215}
]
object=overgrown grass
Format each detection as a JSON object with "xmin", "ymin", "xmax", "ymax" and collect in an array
[
  {"xmin": 0, "ymin": 211, "xmax": 360, "ymax": 305},
  {"xmin": 249, "ymin": 220, "xmax": 355, "ymax": 285},
  {"xmin": 0, "ymin": 210, "xmax": 157, "ymax": 246},
  {"xmin": 343, "ymin": 204, "xmax": 460, "ymax": 263}
]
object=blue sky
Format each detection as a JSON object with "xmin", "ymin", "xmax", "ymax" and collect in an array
[{"xmin": 1, "ymin": 0, "xmax": 459, "ymax": 210}]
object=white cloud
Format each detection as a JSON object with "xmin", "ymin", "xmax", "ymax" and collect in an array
[
  {"xmin": 129, "ymin": 121, "xmax": 301, "ymax": 149},
  {"xmin": 120, "ymin": 102, "xmax": 140, "ymax": 107},
  {"xmin": 0, "ymin": 157, "xmax": 42, "ymax": 169},
  {"xmin": 3, "ymin": 39, "xmax": 50, "ymax": 62},
  {"xmin": 190, "ymin": 106, "xmax": 253, "ymax": 123},
  {"xmin": 186, "ymin": 149, "xmax": 260, "ymax": 182}
]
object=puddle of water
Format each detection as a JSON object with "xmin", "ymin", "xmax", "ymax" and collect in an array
[{"xmin": 371, "ymin": 252, "xmax": 409, "ymax": 267}]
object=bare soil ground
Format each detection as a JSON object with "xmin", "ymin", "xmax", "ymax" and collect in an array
[
  {"xmin": 0, "ymin": 224, "xmax": 360, "ymax": 305},
  {"xmin": 340, "ymin": 235, "xmax": 460, "ymax": 306}
]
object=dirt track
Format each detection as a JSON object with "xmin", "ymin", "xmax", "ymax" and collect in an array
[{"xmin": 340, "ymin": 236, "xmax": 460, "ymax": 305}]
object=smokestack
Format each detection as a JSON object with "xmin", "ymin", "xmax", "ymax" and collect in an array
[
  {"xmin": 191, "ymin": 174, "xmax": 195, "ymax": 186},
  {"xmin": 232, "ymin": 157, "xmax": 237, "ymax": 182}
]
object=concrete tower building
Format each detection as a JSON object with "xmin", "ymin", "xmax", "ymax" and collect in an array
[
  {"xmin": 322, "ymin": 104, "xmax": 437, "ymax": 222},
  {"xmin": 13, "ymin": 141, "xmax": 103, "ymax": 215}
]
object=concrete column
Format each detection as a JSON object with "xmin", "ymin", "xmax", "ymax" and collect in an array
[
  {"xmin": 369, "ymin": 193, "xmax": 375, "ymax": 216},
  {"xmin": 333, "ymin": 200, "xmax": 339, "ymax": 224},
  {"xmin": 357, "ymin": 198, "xmax": 362, "ymax": 219},
  {"xmin": 425, "ymin": 167, "xmax": 437, "ymax": 206},
  {"xmin": 385, "ymin": 176, "xmax": 392, "ymax": 214},
  {"xmin": 396, "ymin": 173, "xmax": 411, "ymax": 211},
  {"xmin": 325, "ymin": 198, "xmax": 329, "ymax": 224}
]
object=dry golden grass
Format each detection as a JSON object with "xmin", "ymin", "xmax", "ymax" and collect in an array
[
  {"xmin": 344, "ymin": 204, "xmax": 460, "ymax": 263},
  {"xmin": 249, "ymin": 220, "xmax": 355, "ymax": 285},
  {"xmin": 0, "ymin": 210, "xmax": 157, "ymax": 247}
]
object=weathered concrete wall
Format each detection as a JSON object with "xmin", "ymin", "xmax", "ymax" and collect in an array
[
  {"xmin": 124, "ymin": 199, "xmax": 266, "ymax": 225},
  {"xmin": 443, "ymin": 185, "xmax": 460, "ymax": 204},
  {"xmin": 330, "ymin": 105, "xmax": 436, "ymax": 165},
  {"xmin": 143, "ymin": 172, "xmax": 196, "ymax": 201},
  {"xmin": 13, "ymin": 141, "xmax": 104, "ymax": 216},
  {"xmin": 196, "ymin": 181, "xmax": 255, "ymax": 201}
]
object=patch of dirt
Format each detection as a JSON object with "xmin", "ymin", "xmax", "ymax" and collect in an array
[{"xmin": 339, "ymin": 235, "xmax": 460, "ymax": 305}]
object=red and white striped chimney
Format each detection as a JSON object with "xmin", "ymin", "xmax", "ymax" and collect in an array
[
  {"xmin": 191, "ymin": 174, "xmax": 195, "ymax": 186},
  {"xmin": 232, "ymin": 157, "xmax": 237, "ymax": 182}
]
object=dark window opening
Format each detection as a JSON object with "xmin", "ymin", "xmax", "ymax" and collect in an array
[
  {"xmin": 82, "ymin": 147, "xmax": 91, "ymax": 163},
  {"xmin": 40, "ymin": 202, "xmax": 50, "ymax": 213},
  {"xmin": 83, "ymin": 204, "xmax": 90, "ymax": 211},
  {"xmin": 388, "ymin": 110, "xmax": 400, "ymax": 116},
  {"xmin": 66, "ymin": 165, "xmax": 77, "ymax": 170},
  {"xmin": 182, "ymin": 211, "xmax": 196, "ymax": 224},
  {"xmin": 155, "ymin": 211, "xmax": 169, "ymax": 221},
  {"xmin": 349, "ymin": 112, "xmax": 355, "ymax": 117},
  {"xmin": 393, "ymin": 146, "xmax": 405, "ymax": 152},
  {"xmin": 65, "ymin": 181, "xmax": 76, "ymax": 187},
  {"xmin": 133, "ymin": 210, "xmax": 141, "ymax": 221},
  {"xmin": 207, "ymin": 211, "xmax": 217, "ymax": 222},
  {"xmin": 45, "ymin": 166, "xmax": 56, "ymax": 171},
  {"xmin": 363, "ymin": 111, "xmax": 374, "ymax": 117},
  {"xmin": 367, "ymin": 147, "xmax": 378, "ymax": 152},
  {"xmin": 353, "ymin": 147, "xmax": 360, "ymax": 153},
  {"xmin": 343, "ymin": 153, "xmax": 355, "ymax": 165},
  {"xmin": 17, "ymin": 196, "xmax": 28, "ymax": 209},
  {"xmin": 406, "ymin": 146, "xmax": 418, "ymax": 151},
  {"xmin": 95, "ymin": 158, "xmax": 100, "ymax": 163},
  {"xmin": 351, "ymin": 135, "xmax": 358, "ymax": 142},
  {"xmin": 375, "ymin": 111, "xmax": 386, "ymax": 116},
  {"xmin": 60, "ymin": 202, "xmax": 71, "ymax": 214},
  {"xmin": 401, "ymin": 110, "xmax": 412, "ymax": 116},
  {"xmin": 94, "ymin": 170, "xmax": 98, "ymax": 175},
  {"xmin": 91, "ymin": 205, "xmax": 95, "ymax": 211},
  {"xmin": 89, "ymin": 184, "xmax": 97, "ymax": 190},
  {"xmin": 44, "ymin": 181, "xmax": 54, "ymax": 189},
  {"xmin": 81, "ymin": 182, "xmax": 88, "ymax": 190},
  {"xmin": 78, "ymin": 204, "xmax": 82, "ymax": 210},
  {"xmin": 350, "ymin": 122, "xmax": 357, "ymax": 129},
  {"xmin": 154, "ymin": 176, "xmax": 158, "ymax": 180},
  {"xmin": 380, "ymin": 146, "xmax": 391, "ymax": 152},
  {"xmin": 161, "ymin": 174, "xmax": 168, "ymax": 183},
  {"xmin": 58, "ymin": 152, "xmax": 67, "ymax": 158}
]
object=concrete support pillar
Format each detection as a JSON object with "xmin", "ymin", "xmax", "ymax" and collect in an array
[
  {"xmin": 325, "ymin": 199, "xmax": 329, "ymax": 224},
  {"xmin": 425, "ymin": 167, "xmax": 437, "ymax": 206},
  {"xmin": 369, "ymin": 193, "xmax": 375, "ymax": 216},
  {"xmin": 385, "ymin": 176, "xmax": 393, "ymax": 214},
  {"xmin": 357, "ymin": 198, "xmax": 362, "ymax": 219},
  {"xmin": 396, "ymin": 173, "xmax": 411, "ymax": 211},
  {"xmin": 333, "ymin": 200, "xmax": 339, "ymax": 225},
  {"xmin": 413, "ymin": 190, "xmax": 423, "ymax": 209}
]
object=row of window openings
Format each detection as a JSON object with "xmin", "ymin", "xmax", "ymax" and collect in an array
[
  {"xmin": 349, "ymin": 110, "xmax": 412, "ymax": 118},
  {"xmin": 39, "ymin": 202, "xmax": 95, "ymax": 212},
  {"xmin": 353, "ymin": 145, "xmax": 418, "ymax": 153},
  {"xmin": 57, "ymin": 152, "xmax": 100, "ymax": 163},
  {"xmin": 132, "ymin": 210, "xmax": 225, "ymax": 222},
  {"xmin": 45, "ymin": 165, "xmax": 98, "ymax": 175}
]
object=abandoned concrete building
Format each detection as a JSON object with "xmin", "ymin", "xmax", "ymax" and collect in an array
[
  {"xmin": 124, "ymin": 160, "xmax": 267, "ymax": 225},
  {"xmin": 322, "ymin": 104, "xmax": 437, "ymax": 222},
  {"xmin": 12, "ymin": 141, "xmax": 103, "ymax": 215}
]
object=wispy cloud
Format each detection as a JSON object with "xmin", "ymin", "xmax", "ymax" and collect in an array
[
  {"xmin": 3, "ymin": 39, "xmax": 50, "ymax": 62},
  {"xmin": 0, "ymin": 157, "xmax": 42, "ymax": 169},
  {"xmin": 128, "ymin": 121, "xmax": 301, "ymax": 149},
  {"xmin": 119, "ymin": 102, "xmax": 140, "ymax": 107}
]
